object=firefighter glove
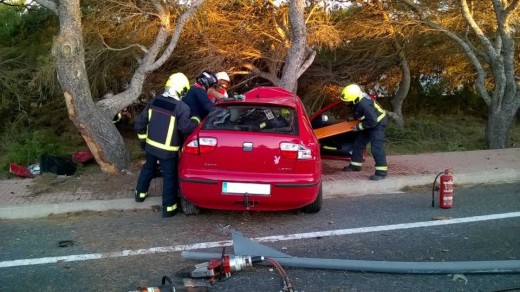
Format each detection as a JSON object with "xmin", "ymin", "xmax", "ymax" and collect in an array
[
  {"xmin": 233, "ymin": 93, "xmax": 245, "ymax": 100},
  {"xmin": 352, "ymin": 126, "xmax": 358, "ymax": 132}
]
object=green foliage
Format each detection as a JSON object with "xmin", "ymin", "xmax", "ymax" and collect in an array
[
  {"xmin": 0, "ymin": 123, "xmax": 86, "ymax": 172},
  {"xmin": 0, "ymin": 5, "xmax": 64, "ymax": 139},
  {"xmin": 399, "ymin": 78, "xmax": 487, "ymax": 117},
  {"xmin": 0, "ymin": 129, "xmax": 61, "ymax": 169},
  {"xmin": 385, "ymin": 115, "xmax": 487, "ymax": 155},
  {"xmin": 0, "ymin": 4, "xmax": 23, "ymax": 44}
]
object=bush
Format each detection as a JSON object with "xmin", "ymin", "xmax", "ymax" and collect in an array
[
  {"xmin": 385, "ymin": 115, "xmax": 487, "ymax": 155},
  {"xmin": 0, "ymin": 129, "xmax": 70, "ymax": 172}
]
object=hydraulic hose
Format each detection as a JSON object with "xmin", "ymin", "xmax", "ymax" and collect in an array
[
  {"xmin": 182, "ymin": 251, "xmax": 520, "ymax": 274},
  {"xmin": 432, "ymin": 171, "xmax": 443, "ymax": 207}
]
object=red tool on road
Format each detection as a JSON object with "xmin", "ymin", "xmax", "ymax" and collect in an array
[
  {"xmin": 187, "ymin": 246, "xmax": 295, "ymax": 291},
  {"xmin": 190, "ymin": 254, "xmax": 263, "ymax": 279}
]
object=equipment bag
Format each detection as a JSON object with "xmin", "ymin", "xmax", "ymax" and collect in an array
[{"xmin": 40, "ymin": 154, "xmax": 77, "ymax": 176}]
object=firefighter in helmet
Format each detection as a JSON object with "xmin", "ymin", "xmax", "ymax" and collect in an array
[
  {"xmin": 183, "ymin": 70, "xmax": 219, "ymax": 120},
  {"xmin": 208, "ymin": 71, "xmax": 231, "ymax": 103},
  {"xmin": 134, "ymin": 72, "xmax": 200, "ymax": 218},
  {"xmin": 340, "ymin": 84, "xmax": 388, "ymax": 180}
]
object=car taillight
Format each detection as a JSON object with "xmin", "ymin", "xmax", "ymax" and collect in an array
[
  {"xmin": 199, "ymin": 137, "xmax": 217, "ymax": 153},
  {"xmin": 183, "ymin": 137, "xmax": 217, "ymax": 155},
  {"xmin": 183, "ymin": 139, "xmax": 200, "ymax": 155},
  {"xmin": 280, "ymin": 142, "xmax": 312, "ymax": 160}
]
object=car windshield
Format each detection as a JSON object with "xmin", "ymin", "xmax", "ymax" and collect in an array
[{"xmin": 202, "ymin": 105, "xmax": 298, "ymax": 135}]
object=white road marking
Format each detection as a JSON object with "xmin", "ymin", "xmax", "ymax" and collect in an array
[{"xmin": 1, "ymin": 211, "xmax": 519, "ymax": 268}]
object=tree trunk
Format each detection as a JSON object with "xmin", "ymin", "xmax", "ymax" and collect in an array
[
  {"xmin": 388, "ymin": 41, "xmax": 410, "ymax": 128},
  {"xmin": 399, "ymin": 0, "xmax": 520, "ymax": 149},
  {"xmin": 37, "ymin": 0, "xmax": 205, "ymax": 174},
  {"xmin": 486, "ymin": 91, "xmax": 519, "ymax": 149},
  {"xmin": 52, "ymin": 0, "xmax": 130, "ymax": 173},
  {"xmin": 279, "ymin": 0, "xmax": 306, "ymax": 92},
  {"xmin": 279, "ymin": 0, "xmax": 315, "ymax": 93}
]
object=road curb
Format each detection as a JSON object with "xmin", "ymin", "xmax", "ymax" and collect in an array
[
  {"xmin": 1, "ymin": 169, "xmax": 519, "ymax": 220},
  {"xmin": 324, "ymin": 169, "xmax": 520, "ymax": 199},
  {"xmin": 0, "ymin": 197, "xmax": 162, "ymax": 220},
  {"xmin": 454, "ymin": 168, "xmax": 520, "ymax": 185}
]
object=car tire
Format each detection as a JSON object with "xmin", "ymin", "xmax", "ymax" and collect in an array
[
  {"xmin": 301, "ymin": 183, "xmax": 322, "ymax": 213},
  {"xmin": 180, "ymin": 195, "xmax": 201, "ymax": 215}
]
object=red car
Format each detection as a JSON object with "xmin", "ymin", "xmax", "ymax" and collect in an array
[{"xmin": 179, "ymin": 87, "xmax": 322, "ymax": 215}]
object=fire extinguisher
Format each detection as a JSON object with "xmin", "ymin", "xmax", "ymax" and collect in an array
[{"xmin": 432, "ymin": 169, "xmax": 454, "ymax": 209}]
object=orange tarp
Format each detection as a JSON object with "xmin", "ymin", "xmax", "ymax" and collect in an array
[{"xmin": 313, "ymin": 121, "xmax": 358, "ymax": 139}]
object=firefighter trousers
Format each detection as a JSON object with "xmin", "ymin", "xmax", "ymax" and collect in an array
[
  {"xmin": 351, "ymin": 123, "xmax": 387, "ymax": 176},
  {"xmin": 136, "ymin": 152, "xmax": 179, "ymax": 209}
]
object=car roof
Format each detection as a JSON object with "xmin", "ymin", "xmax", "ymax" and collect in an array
[{"xmin": 219, "ymin": 86, "xmax": 300, "ymax": 108}]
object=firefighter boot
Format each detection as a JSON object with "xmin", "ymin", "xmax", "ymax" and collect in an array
[
  {"xmin": 369, "ymin": 174, "xmax": 387, "ymax": 181},
  {"xmin": 342, "ymin": 164, "xmax": 362, "ymax": 172},
  {"xmin": 134, "ymin": 190, "xmax": 148, "ymax": 202},
  {"xmin": 162, "ymin": 204, "xmax": 178, "ymax": 218}
]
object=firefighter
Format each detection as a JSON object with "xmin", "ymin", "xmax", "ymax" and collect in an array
[
  {"xmin": 208, "ymin": 71, "xmax": 230, "ymax": 103},
  {"xmin": 134, "ymin": 73, "xmax": 200, "ymax": 218},
  {"xmin": 103, "ymin": 91, "xmax": 124, "ymax": 131},
  {"xmin": 340, "ymin": 84, "xmax": 388, "ymax": 181},
  {"xmin": 183, "ymin": 70, "xmax": 219, "ymax": 120}
]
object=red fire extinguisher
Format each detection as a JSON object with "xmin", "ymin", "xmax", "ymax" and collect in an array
[{"xmin": 432, "ymin": 169, "xmax": 454, "ymax": 209}]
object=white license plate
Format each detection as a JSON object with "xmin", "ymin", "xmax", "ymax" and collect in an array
[{"xmin": 222, "ymin": 182, "xmax": 271, "ymax": 195}]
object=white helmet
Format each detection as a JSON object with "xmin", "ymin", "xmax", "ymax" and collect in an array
[
  {"xmin": 215, "ymin": 72, "xmax": 230, "ymax": 88},
  {"xmin": 216, "ymin": 72, "xmax": 230, "ymax": 82}
]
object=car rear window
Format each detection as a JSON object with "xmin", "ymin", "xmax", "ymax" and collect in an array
[{"xmin": 202, "ymin": 105, "xmax": 298, "ymax": 135}]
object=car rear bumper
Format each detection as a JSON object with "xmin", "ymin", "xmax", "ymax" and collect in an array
[{"xmin": 179, "ymin": 171, "xmax": 321, "ymax": 211}]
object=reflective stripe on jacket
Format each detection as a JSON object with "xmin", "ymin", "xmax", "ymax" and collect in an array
[
  {"xmin": 354, "ymin": 95, "xmax": 387, "ymax": 131},
  {"xmin": 112, "ymin": 112, "xmax": 122, "ymax": 123},
  {"xmin": 134, "ymin": 94, "xmax": 198, "ymax": 159}
]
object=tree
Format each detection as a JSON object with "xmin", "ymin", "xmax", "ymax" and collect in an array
[
  {"xmin": 296, "ymin": 1, "xmax": 414, "ymax": 125},
  {"xmin": 180, "ymin": 0, "xmax": 321, "ymax": 93},
  {"xmin": 399, "ymin": 0, "xmax": 520, "ymax": 149},
  {"xmin": 277, "ymin": 0, "xmax": 316, "ymax": 92},
  {"xmin": 345, "ymin": 0, "xmax": 412, "ymax": 128},
  {"xmin": 33, "ymin": 0, "xmax": 206, "ymax": 173}
]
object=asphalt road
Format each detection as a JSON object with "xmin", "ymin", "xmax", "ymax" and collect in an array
[{"xmin": 1, "ymin": 182, "xmax": 519, "ymax": 291}]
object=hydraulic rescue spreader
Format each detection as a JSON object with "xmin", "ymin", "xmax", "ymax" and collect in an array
[{"xmin": 190, "ymin": 255, "xmax": 263, "ymax": 279}]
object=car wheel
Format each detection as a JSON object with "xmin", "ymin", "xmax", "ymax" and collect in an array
[
  {"xmin": 180, "ymin": 195, "xmax": 201, "ymax": 215},
  {"xmin": 301, "ymin": 183, "xmax": 322, "ymax": 213}
]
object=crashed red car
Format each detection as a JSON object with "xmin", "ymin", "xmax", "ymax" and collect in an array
[{"xmin": 179, "ymin": 87, "xmax": 322, "ymax": 215}]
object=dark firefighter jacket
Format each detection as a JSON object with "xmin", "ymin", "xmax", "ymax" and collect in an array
[
  {"xmin": 183, "ymin": 84, "xmax": 214, "ymax": 120},
  {"xmin": 353, "ymin": 95, "xmax": 387, "ymax": 131},
  {"xmin": 135, "ymin": 94, "xmax": 199, "ymax": 159}
]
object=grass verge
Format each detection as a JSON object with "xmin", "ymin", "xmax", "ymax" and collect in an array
[{"xmin": 384, "ymin": 115, "xmax": 519, "ymax": 155}]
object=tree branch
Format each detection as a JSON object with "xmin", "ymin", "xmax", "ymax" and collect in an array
[
  {"xmin": 242, "ymin": 62, "xmax": 280, "ymax": 85},
  {"xmin": 297, "ymin": 47, "xmax": 316, "ymax": 77},
  {"xmin": 399, "ymin": 0, "xmax": 492, "ymax": 106},
  {"xmin": 503, "ymin": 0, "xmax": 519, "ymax": 17},
  {"xmin": 33, "ymin": 0, "xmax": 58, "ymax": 15},
  {"xmin": 463, "ymin": 27, "xmax": 490, "ymax": 63},
  {"xmin": 99, "ymin": 34, "xmax": 148, "ymax": 53},
  {"xmin": 146, "ymin": 0, "xmax": 206, "ymax": 72},
  {"xmin": 460, "ymin": 0, "xmax": 498, "ymax": 60}
]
